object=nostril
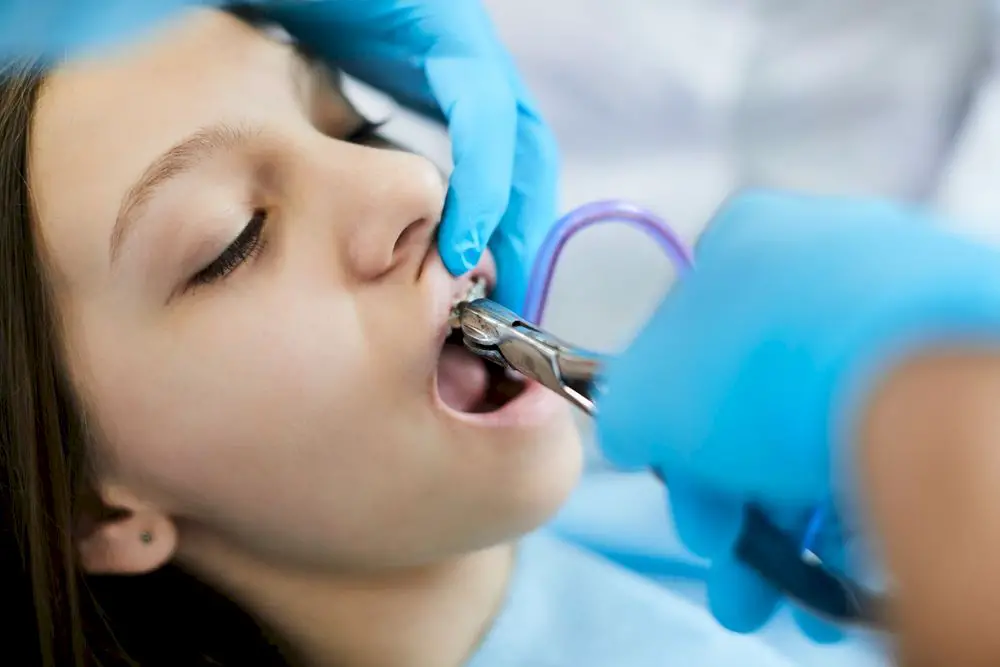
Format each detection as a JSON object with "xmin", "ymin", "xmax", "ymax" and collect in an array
[
  {"xmin": 349, "ymin": 215, "xmax": 438, "ymax": 282},
  {"xmin": 394, "ymin": 217, "xmax": 430, "ymax": 255}
]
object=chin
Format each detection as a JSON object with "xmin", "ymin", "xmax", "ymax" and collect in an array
[{"xmin": 473, "ymin": 406, "xmax": 585, "ymax": 545}]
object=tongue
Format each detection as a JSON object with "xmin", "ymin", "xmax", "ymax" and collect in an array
[{"xmin": 437, "ymin": 344, "xmax": 490, "ymax": 412}]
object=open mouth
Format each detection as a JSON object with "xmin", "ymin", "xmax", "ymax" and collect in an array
[
  {"xmin": 436, "ymin": 282, "xmax": 528, "ymax": 414},
  {"xmin": 437, "ymin": 330, "xmax": 527, "ymax": 413}
]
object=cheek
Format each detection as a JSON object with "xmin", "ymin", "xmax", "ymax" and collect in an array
[{"xmin": 76, "ymin": 296, "xmax": 412, "ymax": 517}]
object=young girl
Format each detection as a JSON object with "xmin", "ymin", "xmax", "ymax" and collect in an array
[{"xmin": 0, "ymin": 8, "xmax": 795, "ymax": 666}]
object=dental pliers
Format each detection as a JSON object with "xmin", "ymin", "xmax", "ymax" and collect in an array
[
  {"xmin": 453, "ymin": 296, "xmax": 607, "ymax": 416},
  {"xmin": 451, "ymin": 296, "xmax": 884, "ymax": 630}
]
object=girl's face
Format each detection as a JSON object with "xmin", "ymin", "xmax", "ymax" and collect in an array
[{"xmin": 29, "ymin": 10, "xmax": 580, "ymax": 574}]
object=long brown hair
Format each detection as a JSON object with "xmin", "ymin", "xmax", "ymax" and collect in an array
[{"xmin": 0, "ymin": 24, "xmax": 291, "ymax": 667}]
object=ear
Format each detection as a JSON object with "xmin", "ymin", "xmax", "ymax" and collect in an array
[{"xmin": 76, "ymin": 484, "xmax": 178, "ymax": 575}]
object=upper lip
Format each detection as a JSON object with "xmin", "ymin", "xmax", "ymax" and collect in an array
[{"xmin": 413, "ymin": 222, "xmax": 498, "ymax": 345}]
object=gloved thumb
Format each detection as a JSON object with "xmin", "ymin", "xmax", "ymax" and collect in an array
[
  {"xmin": 707, "ymin": 551, "xmax": 782, "ymax": 633},
  {"xmin": 667, "ymin": 479, "xmax": 783, "ymax": 633}
]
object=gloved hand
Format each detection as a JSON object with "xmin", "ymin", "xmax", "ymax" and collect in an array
[
  {"xmin": 0, "ymin": 0, "xmax": 209, "ymax": 59},
  {"xmin": 597, "ymin": 191, "xmax": 1000, "ymax": 638},
  {"xmin": 262, "ymin": 0, "xmax": 559, "ymax": 311}
]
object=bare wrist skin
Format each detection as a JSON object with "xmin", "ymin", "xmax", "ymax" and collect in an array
[{"xmin": 859, "ymin": 350, "xmax": 1000, "ymax": 667}]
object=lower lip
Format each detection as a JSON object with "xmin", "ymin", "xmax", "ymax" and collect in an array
[{"xmin": 434, "ymin": 376, "xmax": 566, "ymax": 428}]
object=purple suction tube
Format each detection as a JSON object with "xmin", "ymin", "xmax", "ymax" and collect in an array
[{"xmin": 523, "ymin": 200, "xmax": 695, "ymax": 325}]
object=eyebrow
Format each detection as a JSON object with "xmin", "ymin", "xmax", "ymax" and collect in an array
[{"xmin": 109, "ymin": 122, "xmax": 259, "ymax": 264}]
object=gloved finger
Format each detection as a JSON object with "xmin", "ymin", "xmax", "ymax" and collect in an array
[
  {"xmin": 707, "ymin": 550, "xmax": 782, "ymax": 633},
  {"xmin": 790, "ymin": 514, "xmax": 849, "ymax": 643},
  {"xmin": 0, "ymin": 0, "xmax": 198, "ymax": 60},
  {"xmin": 673, "ymin": 495, "xmax": 788, "ymax": 633},
  {"xmin": 710, "ymin": 506, "xmax": 839, "ymax": 642},
  {"xmin": 792, "ymin": 605, "xmax": 846, "ymax": 644},
  {"xmin": 487, "ymin": 98, "xmax": 559, "ymax": 311},
  {"xmin": 667, "ymin": 476, "xmax": 742, "ymax": 559},
  {"xmin": 746, "ymin": 503, "xmax": 847, "ymax": 642},
  {"xmin": 426, "ymin": 58, "xmax": 517, "ymax": 276}
]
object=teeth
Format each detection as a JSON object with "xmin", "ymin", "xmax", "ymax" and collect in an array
[
  {"xmin": 449, "ymin": 277, "xmax": 487, "ymax": 329},
  {"xmin": 451, "ymin": 277, "xmax": 487, "ymax": 309},
  {"xmin": 469, "ymin": 277, "xmax": 488, "ymax": 300}
]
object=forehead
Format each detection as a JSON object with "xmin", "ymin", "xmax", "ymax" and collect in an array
[{"xmin": 28, "ymin": 10, "xmax": 302, "ymax": 286}]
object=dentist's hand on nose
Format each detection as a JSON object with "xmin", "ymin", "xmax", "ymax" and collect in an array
[
  {"xmin": 596, "ymin": 191, "xmax": 1000, "ymax": 639},
  {"xmin": 262, "ymin": 0, "xmax": 559, "ymax": 312},
  {"xmin": 0, "ymin": 0, "xmax": 558, "ymax": 312}
]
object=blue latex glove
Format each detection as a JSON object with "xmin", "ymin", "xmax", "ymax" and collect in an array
[
  {"xmin": 597, "ymin": 191, "xmax": 1000, "ymax": 638},
  {"xmin": 0, "ymin": 1, "xmax": 213, "ymax": 59},
  {"xmin": 261, "ymin": 0, "xmax": 559, "ymax": 310}
]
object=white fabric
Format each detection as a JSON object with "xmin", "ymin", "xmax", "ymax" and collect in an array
[{"xmin": 467, "ymin": 530, "xmax": 799, "ymax": 667}]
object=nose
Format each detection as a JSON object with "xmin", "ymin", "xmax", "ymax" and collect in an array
[{"xmin": 321, "ymin": 145, "xmax": 445, "ymax": 283}]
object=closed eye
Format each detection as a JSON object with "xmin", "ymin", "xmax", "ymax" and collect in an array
[
  {"xmin": 184, "ymin": 121, "xmax": 379, "ymax": 292},
  {"xmin": 190, "ymin": 209, "xmax": 268, "ymax": 288}
]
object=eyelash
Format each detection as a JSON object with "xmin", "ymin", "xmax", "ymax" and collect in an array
[
  {"xmin": 345, "ymin": 121, "xmax": 384, "ymax": 144},
  {"xmin": 190, "ymin": 209, "xmax": 267, "ymax": 287}
]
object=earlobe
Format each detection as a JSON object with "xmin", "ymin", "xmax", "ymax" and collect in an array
[{"xmin": 75, "ymin": 486, "xmax": 178, "ymax": 575}]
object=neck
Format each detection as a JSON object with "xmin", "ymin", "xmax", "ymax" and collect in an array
[{"xmin": 180, "ymin": 535, "xmax": 515, "ymax": 667}]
